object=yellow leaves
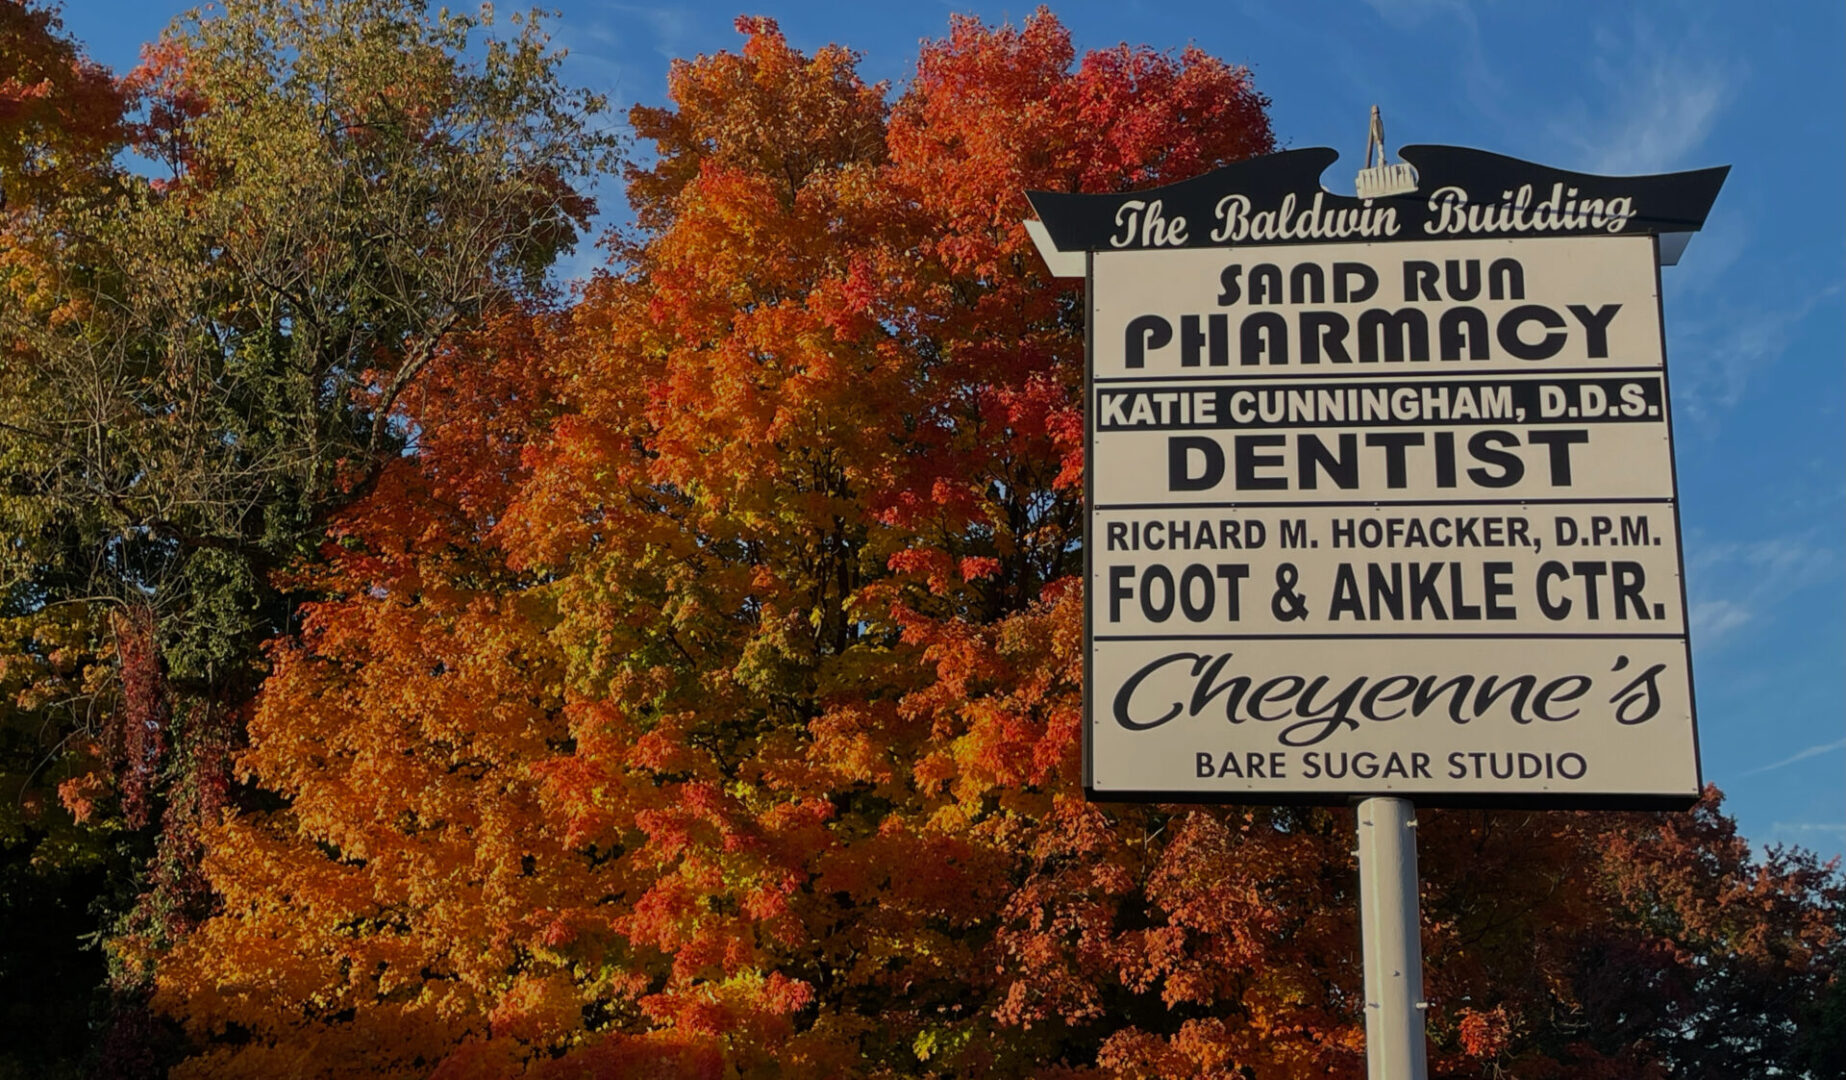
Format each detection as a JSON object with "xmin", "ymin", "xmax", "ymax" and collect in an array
[
  {"xmin": 487, "ymin": 972, "xmax": 582, "ymax": 1046},
  {"xmin": 629, "ymin": 16, "xmax": 885, "ymax": 233},
  {"xmin": 803, "ymin": 704, "xmax": 895, "ymax": 788},
  {"xmin": 40, "ymin": 7, "xmax": 1831, "ymax": 1078}
]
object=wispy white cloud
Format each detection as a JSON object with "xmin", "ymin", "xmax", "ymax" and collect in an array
[
  {"xmin": 1687, "ymin": 532, "xmax": 1842, "ymax": 650},
  {"xmin": 1535, "ymin": 18, "xmax": 1837, "ymax": 437},
  {"xmin": 1770, "ymin": 823, "xmax": 1846, "ymax": 835},
  {"xmin": 1743, "ymin": 738, "xmax": 1846, "ymax": 776},
  {"xmin": 1360, "ymin": 0, "xmax": 1476, "ymax": 26},
  {"xmin": 603, "ymin": 2, "xmax": 703, "ymax": 63},
  {"xmin": 1545, "ymin": 17, "xmax": 1734, "ymax": 176},
  {"xmin": 1688, "ymin": 598, "xmax": 1753, "ymax": 642},
  {"xmin": 1669, "ymin": 281, "xmax": 1846, "ymax": 424},
  {"xmin": 1519, "ymin": 13, "xmax": 1817, "ymax": 437},
  {"xmin": 1581, "ymin": 62, "xmax": 1726, "ymax": 176}
]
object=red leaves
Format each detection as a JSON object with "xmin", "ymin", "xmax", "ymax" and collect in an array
[
  {"xmin": 1413, "ymin": 792, "xmax": 1846, "ymax": 1076},
  {"xmin": 1457, "ymin": 1005, "xmax": 1513, "ymax": 1058},
  {"xmin": 141, "ymin": 10, "xmax": 1843, "ymax": 1080},
  {"xmin": 0, "ymin": 0, "xmax": 125, "ymax": 207},
  {"xmin": 111, "ymin": 606, "xmax": 168, "ymax": 830}
]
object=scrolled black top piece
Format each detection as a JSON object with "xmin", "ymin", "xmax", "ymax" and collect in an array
[{"xmin": 1025, "ymin": 145, "xmax": 1728, "ymax": 254}]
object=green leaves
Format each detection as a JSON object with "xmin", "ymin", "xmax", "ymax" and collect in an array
[
  {"xmin": 0, "ymin": 4, "xmax": 615, "ymax": 1070},
  {"xmin": 4, "ymin": 7, "xmax": 1840, "ymax": 1080}
]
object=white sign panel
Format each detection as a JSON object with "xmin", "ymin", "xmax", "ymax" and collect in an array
[
  {"xmin": 1082, "ymin": 234, "xmax": 1700, "ymax": 807},
  {"xmin": 1091, "ymin": 236, "xmax": 1666, "ymax": 379}
]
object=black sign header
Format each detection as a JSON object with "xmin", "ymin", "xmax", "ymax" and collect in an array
[{"xmin": 1026, "ymin": 145, "xmax": 1727, "ymax": 256}]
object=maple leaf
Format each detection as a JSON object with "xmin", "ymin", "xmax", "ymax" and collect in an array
[{"xmin": 128, "ymin": 10, "xmax": 1845, "ymax": 1080}]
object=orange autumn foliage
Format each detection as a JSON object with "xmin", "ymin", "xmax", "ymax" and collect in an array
[
  {"xmin": 151, "ymin": 11, "xmax": 1842, "ymax": 1080},
  {"xmin": 0, "ymin": 0, "xmax": 123, "ymax": 210}
]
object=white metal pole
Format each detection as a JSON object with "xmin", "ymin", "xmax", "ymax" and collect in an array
[{"xmin": 1357, "ymin": 796, "xmax": 1429, "ymax": 1080}]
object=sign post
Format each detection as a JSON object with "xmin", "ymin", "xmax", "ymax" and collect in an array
[
  {"xmin": 1025, "ymin": 139, "xmax": 1726, "ymax": 1076},
  {"xmin": 1358, "ymin": 796, "xmax": 1425, "ymax": 1079}
]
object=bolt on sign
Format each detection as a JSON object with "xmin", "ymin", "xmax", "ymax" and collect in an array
[{"xmin": 1026, "ymin": 145, "xmax": 1728, "ymax": 808}]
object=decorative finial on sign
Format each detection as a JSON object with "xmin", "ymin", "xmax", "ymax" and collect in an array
[{"xmin": 1356, "ymin": 105, "xmax": 1419, "ymax": 199}]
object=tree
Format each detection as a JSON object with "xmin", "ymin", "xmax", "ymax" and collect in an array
[
  {"xmin": 1412, "ymin": 795, "xmax": 1844, "ymax": 1078},
  {"xmin": 0, "ymin": 6, "xmax": 134, "ymax": 1075},
  {"xmin": 0, "ymin": 0, "xmax": 612, "ymax": 1073},
  {"xmin": 140, "ymin": 10, "xmax": 1843, "ymax": 1080},
  {"xmin": 0, "ymin": 0, "xmax": 123, "ymax": 211}
]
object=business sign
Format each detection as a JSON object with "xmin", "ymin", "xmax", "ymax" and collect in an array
[{"xmin": 1027, "ymin": 146, "xmax": 1727, "ymax": 808}]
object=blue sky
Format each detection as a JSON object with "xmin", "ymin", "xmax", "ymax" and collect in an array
[{"xmin": 57, "ymin": 0, "xmax": 1844, "ymax": 858}]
